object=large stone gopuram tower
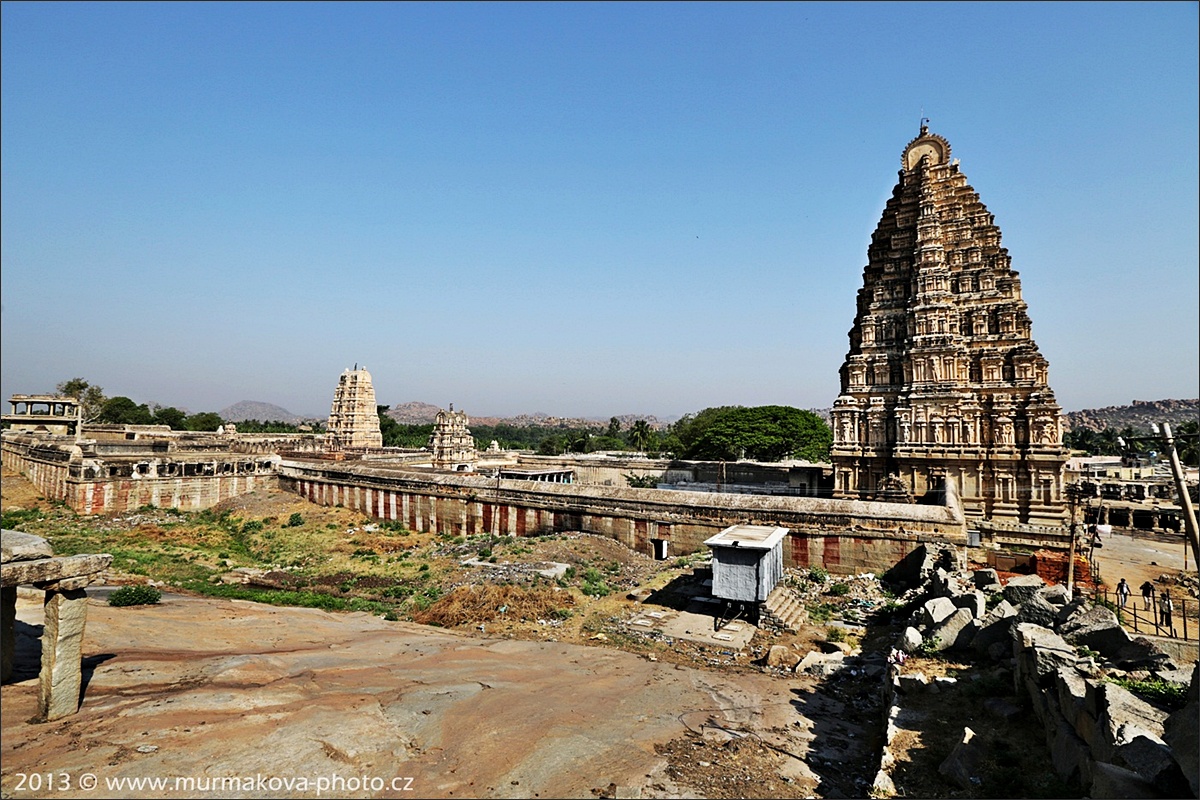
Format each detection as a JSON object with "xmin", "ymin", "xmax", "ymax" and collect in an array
[
  {"xmin": 428, "ymin": 406, "xmax": 476, "ymax": 472},
  {"xmin": 325, "ymin": 366, "xmax": 383, "ymax": 451},
  {"xmin": 831, "ymin": 124, "xmax": 1067, "ymax": 525}
]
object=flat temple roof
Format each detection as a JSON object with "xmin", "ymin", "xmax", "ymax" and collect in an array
[{"xmin": 703, "ymin": 524, "xmax": 789, "ymax": 550}]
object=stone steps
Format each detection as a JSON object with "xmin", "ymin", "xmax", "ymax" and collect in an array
[{"xmin": 760, "ymin": 585, "xmax": 808, "ymax": 633}]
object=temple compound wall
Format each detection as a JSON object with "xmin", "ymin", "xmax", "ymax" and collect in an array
[
  {"xmin": 277, "ymin": 458, "xmax": 967, "ymax": 574},
  {"xmin": 2, "ymin": 432, "xmax": 280, "ymax": 515},
  {"xmin": 832, "ymin": 124, "xmax": 1068, "ymax": 526}
]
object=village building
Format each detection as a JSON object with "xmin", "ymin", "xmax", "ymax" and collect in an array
[{"xmin": 831, "ymin": 124, "xmax": 1068, "ymax": 525}]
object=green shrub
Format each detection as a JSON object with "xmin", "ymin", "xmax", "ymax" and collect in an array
[
  {"xmin": 828, "ymin": 582, "xmax": 850, "ymax": 596},
  {"xmin": 1109, "ymin": 677, "xmax": 1188, "ymax": 710},
  {"xmin": 808, "ymin": 566, "xmax": 829, "ymax": 582},
  {"xmin": 241, "ymin": 520, "xmax": 265, "ymax": 534},
  {"xmin": 581, "ymin": 579, "xmax": 612, "ymax": 597},
  {"xmin": 285, "ymin": 512, "xmax": 305, "ymax": 527},
  {"xmin": 825, "ymin": 626, "xmax": 846, "ymax": 643},
  {"xmin": 108, "ymin": 585, "xmax": 162, "ymax": 607}
]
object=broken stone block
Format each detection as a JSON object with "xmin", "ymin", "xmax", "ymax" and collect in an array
[
  {"xmin": 795, "ymin": 650, "xmax": 843, "ymax": 677},
  {"xmin": 927, "ymin": 608, "xmax": 976, "ymax": 651},
  {"xmin": 972, "ymin": 601, "xmax": 1017, "ymax": 656},
  {"xmin": 1014, "ymin": 623, "xmax": 1079, "ymax": 687},
  {"xmin": 920, "ymin": 596, "xmax": 957, "ymax": 628},
  {"xmin": 896, "ymin": 672, "xmax": 929, "ymax": 694},
  {"xmin": 1113, "ymin": 637, "xmax": 1174, "ymax": 672},
  {"xmin": 1, "ymin": 531, "xmax": 54, "ymax": 563},
  {"xmin": 1115, "ymin": 734, "xmax": 1193, "ymax": 798},
  {"xmin": 765, "ymin": 644, "xmax": 800, "ymax": 669},
  {"xmin": 1092, "ymin": 682, "xmax": 1169, "ymax": 763},
  {"xmin": 1162, "ymin": 664, "xmax": 1198, "ymax": 797},
  {"xmin": 1049, "ymin": 716, "xmax": 1091, "ymax": 789},
  {"xmin": 950, "ymin": 589, "xmax": 986, "ymax": 619},
  {"xmin": 938, "ymin": 727, "xmax": 985, "ymax": 791},
  {"xmin": 1003, "ymin": 574, "xmax": 1046, "ymax": 606},
  {"xmin": 1058, "ymin": 605, "xmax": 1131, "ymax": 659},
  {"xmin": 972, "ymin": 567, "xmax": 999, "ymax": 590},
  {"xmin": 1014, "ymin": 590, "xmax": 1060, "ymax": 628},
  {"xmin": 897, "ymin": 626, "xmax": 922, "ymax": 654},
  {"xmin": 38, "ymin": 588, "xmax": 88, "ymax": 721},
  {"xmin": 1041, "ymin": 583, "xmax": 1070, "ymax": 606},
  {"xmin": 1088, "ymin": 761, "xmax": 1160, "ymax": 799}
]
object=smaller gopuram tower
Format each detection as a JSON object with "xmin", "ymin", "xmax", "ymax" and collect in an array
[
  {"xmin": 428, "ymin": 405, "xmax": 476, "ymax": 472},
  {"xmin": 325, "ymin": 366, "xmax": 383, "ymax": 451},
  {"xmin": 831, "ymin": 124, "xmax": 1067, "ymax": 525}
]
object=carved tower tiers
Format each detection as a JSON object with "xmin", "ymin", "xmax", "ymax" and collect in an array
[
  {"xmin": 831, "ymin": 124, "xmax": 1067, "ymax": 525},
  {"xmin": 428, "ymin": 406, "xmax": 476, "ymax": 472},
  {"xmin": 325, "ymin": 366, "xmax": 383, "ymax": 451}
]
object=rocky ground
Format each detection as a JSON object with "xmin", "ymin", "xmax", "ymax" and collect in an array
[{"xmin": 2, "ymin": 471, "xmax": 1194, "ymax": 798}]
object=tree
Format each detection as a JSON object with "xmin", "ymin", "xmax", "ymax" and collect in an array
[
  {"xmin": 673, "ymin": 405, "xmax": 832, "ymax": 462},
  {"xmin": 628, "ymin": 420, "xmax": 653, "ymax": 452},
  {"xmin": 56, "ymin": 378, "xmax": 106, "ymax": 422},
  {"xmin": 606, "ymin": 417, "xmax": 622, "ymax": 439},
  {"xmin": 184, "ymin": 412, "xmax": 224, "ymax": 431},
  {"xmin": 1175, "ymin": 420, "xmax": 1198, "ymax": 467},
  {"xmin": 152, "ymin": 406, "xmax": 188, "ymax": 430},
  {"xmin": 96, "ymin": 396, "xmax": 153, "ymax": 425},
  {"xmin": 377, "ymin": 405, "xmax": 406, "ymax": 447}
]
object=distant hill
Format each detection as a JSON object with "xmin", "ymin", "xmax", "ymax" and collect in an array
[
  {"xmin": 383, "ymin": 401, "xmax": 444, "ymax": 424},
  {"xmin": 1064, "ymin": 399, "xmax": 1198, "ymax": 433},
  {"xmin": 219, "ymin": 401, "xmax": 306, "ymax": 424},
  {"xmin": 384, "ymin": 403, "xmax": 671, "ymax": 429}
]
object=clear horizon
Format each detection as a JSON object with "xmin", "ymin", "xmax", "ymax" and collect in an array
[{"xmin": 3, "ymin": 3, "xmax": 1197, "ymax": 420}]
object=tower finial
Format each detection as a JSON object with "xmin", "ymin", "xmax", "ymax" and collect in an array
[{"xmin": 920, "ymin": 116, "xmax": 930, "ymax": 135}]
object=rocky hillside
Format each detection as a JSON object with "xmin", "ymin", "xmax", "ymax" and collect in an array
[
  {"xmin": 219, "ymin": 400, "xmax": 306, "ymax": 423},
  {"xmin": 383, "ymin": 401, "xmax": 444, "ymax": 424},
  {"xmin": 1063, "ymin": 398, "xmax": 1198, "ymax": 432}
]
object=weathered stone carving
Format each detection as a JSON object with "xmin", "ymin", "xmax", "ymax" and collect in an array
[
  {"xmin": 325, "ymin": 367, "xmax": 383, "ymax": 451},
  {"xmin": 832, "ymin": 124, "xmax": 1067, "ymax": 524},
  {"xmin": 428, "ymin": 406, "xmax": 476, "ymax": 472}
]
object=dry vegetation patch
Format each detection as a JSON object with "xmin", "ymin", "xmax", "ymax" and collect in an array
[{"xmin": 411, "ymin": 583, "xmax": 575, "ymax": 627}]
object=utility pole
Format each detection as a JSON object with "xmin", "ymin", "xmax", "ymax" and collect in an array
[
  {"xmin": 1065, "ymin": 482, "xmax": 1083, "ymax": 598},
  {"xmin": 1156, "ymin": 423, "xmax": 1199, "ymax": 569}
]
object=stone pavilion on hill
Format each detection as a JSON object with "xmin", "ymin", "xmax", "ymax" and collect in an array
[{"xmin": 831, "ymin": 124, "xmax": 1067, "ymax": 526}]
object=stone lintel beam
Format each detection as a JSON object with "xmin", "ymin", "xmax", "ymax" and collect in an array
[
  {"xmin": 39, "ymin": 588, "xmax": 89, "ymax": 721},
  {"xmin": 0, "ymin": 554, "xmax": 112, "ymax": 588}
]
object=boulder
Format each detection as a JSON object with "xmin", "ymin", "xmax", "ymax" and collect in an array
[
  {"xmin": 1115, "ymin": 734, "xmax": 1193, "ymax": 798},
  {"xmin": 1113, "ymin": 637, "xmax": 1174, "ymax": 672},
  {"xmin": 1003, "ymin": 574, "xmax": 1046, "ymax": 606},
  {"xmin": 950, "ymin": 589, "xmax": 986, "ymax": 619},
  {"xmin": 1055, "ymin": 667, "xmax": 1090, "ymax": 729},
  {"xmin": 1088, "ymin": 762, "xmax": 1160, "ymax": 799},
  {"xmin": 897, "ymin": 626, "xmax": 923, "ymax": 654},
  {"xmin": 972, "ymin": 568, "xmax": 1000, "ymax": 590},
  {"xmin": 1162, "ymin": 664, "xmax": 1199, "ymax": 797},
  {"xmin": 1049, "ymin": 716, "xmax": 1091, "ymax": 789},
  {"xmin": 938, "ymin": 727, "xmax": 985, "ymax": 791},
  {"xmin": 765, "ymin": 644, "xmax": 800, "ymax": 669},
  {"xmin": 1058, "ymin": 605, "xmax": 1132, "ymax": 659},
  {"xmin": 795, "ymin": 650, "xmax": 843, "ymax": 677},
  {"xmin": 1013, "ymin": 623, "xmax": 1079, "ymax": 686},
  {"xmin": 1092, "ymin": 682, "xmax": 1169, "ymax": 763},
  {"xmin": 1014, "ymin": 590, "xmax": 1060, "ymax": 628},
  {"xmin": 1041, "ymin": 583, "xmax": 1070, "ymax": 606},
  {"xmin": 972, "ymin": 601, "xmax": 1017, "ymax": 656},
  {"xmin": 920, "ymin": 596, "xmax": 958, "ymax": 628},
  {"xmin": 927, "ymin": 608, "xmax": 977, "ymax": 652},
  {"xmin": 896, "ymin": 672, "xmax": 929, "ymax": 694}
]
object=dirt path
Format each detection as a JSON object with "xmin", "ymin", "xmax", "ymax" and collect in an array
[{"xmin": 2, "ymin": 591, "xmax": 833, "ymax": 799}]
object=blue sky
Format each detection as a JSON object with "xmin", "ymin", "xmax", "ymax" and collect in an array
[{"xmin": 2, "ymin": 2, "xmax": 1197, "ymax": 420}]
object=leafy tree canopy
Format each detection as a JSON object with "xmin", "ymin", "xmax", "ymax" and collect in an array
[
  {"xmin": 56, "ymin": 378, "xmax": 106, "ymax": 421},
  {"xmin": 673, "ymin": 405, "xmax": 832, "ymax": 462}
]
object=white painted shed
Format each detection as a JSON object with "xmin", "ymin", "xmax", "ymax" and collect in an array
[{"xmin": 703, "ymin": 524, "xmax": 788, "ymax": 603}]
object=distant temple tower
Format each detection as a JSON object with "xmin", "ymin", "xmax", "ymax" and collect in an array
[
  {"xmin": 325, "ymin": 366, "xmax": 383, "ymax": 450},
  {"xmin": 428, "ymin": 406, "xmax": 476, "ymax": 472},
  {"xmin": 831, "ymin": 124, "xmax": 1067, "ymax": 525}
]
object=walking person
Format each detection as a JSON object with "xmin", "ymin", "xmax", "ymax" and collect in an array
[
  {"xmin": 1159, "ymin": 590, "xmax": 1174, "ymax": 634},
  {"xmin": 1116, "ymin": 578, "xmax": 1131, "ymax": 609},
  {"xmin": 1140, "ymin": 580, "xmax": 1155, "ymax": 610}
]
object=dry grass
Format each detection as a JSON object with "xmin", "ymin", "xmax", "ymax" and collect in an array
[{"xmin": 411, "ymin": 583, "xmax": 575, "ymax": 627}]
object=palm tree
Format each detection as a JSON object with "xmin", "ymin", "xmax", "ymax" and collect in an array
[{"xmin": 629, "ymin": 420, "xmax": 652, "ymax": 452}]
